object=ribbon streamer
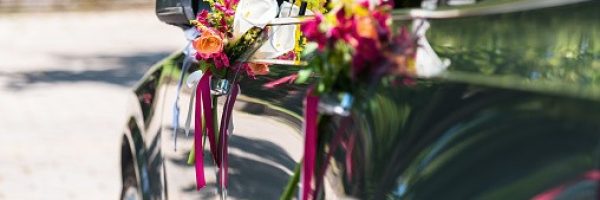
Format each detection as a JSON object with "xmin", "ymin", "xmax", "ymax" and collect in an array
[
  {"xmin": 189, "ymin": 70, "xmax": 240, "ymax": 194},
  {"xmin": 312, "ymin": 117, "xmax": 352, "ymax": 198},
  {"xmin": 172, "ymin": 28, "xmax": 200, "ymax": 151},
  {"xmin": 201, "ymin": 72, "xmax": 219, "ymax": 164},
  {"xmin": 194, "ymin": 72, "xmax": 212, "ymax": 190},
  {"xmin": 301, "ymin": 89, "xmax": 319, "ymax": 200},
  {"xmin": 217, "ymin": 82, "xmax": 240, "ymax": 191}
]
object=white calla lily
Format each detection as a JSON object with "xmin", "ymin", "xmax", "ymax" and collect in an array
[
  {"xmin": 232, "ymin": 0, "xmax": 279, "ymax": 40},
  {"xmin": 252, "ymin": 2, "xmax": 314, "ymax": 59},
  {"xmin": 414, "ymin": 20, "xmax": 450, "ymax": 77}
]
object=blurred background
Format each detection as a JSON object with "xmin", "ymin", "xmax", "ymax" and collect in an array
[{"xmin": 0, "ymin": 1, "xmax": 186, "ymax": 199}]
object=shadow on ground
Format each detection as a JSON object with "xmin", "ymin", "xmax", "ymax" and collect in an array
[
  {"xmin": 170, "ymin": 133, "xmax": 297, "ymax": 199},
  {"xmin": 0, "ymin": 51, "xmax": 172, "ymax": 90}
]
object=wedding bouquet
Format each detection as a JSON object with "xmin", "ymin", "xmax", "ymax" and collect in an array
[
  {"xmin": 171, "ymin": 0, "xmax": 326, "ymax": 195},
  {"xmin": 291, "ymin": 0, "xmax": 449, "ymax": 199}
]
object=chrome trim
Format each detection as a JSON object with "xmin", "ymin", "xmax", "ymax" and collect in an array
[
  {"xmin": 393, "ymin": 0, "xmax": 590, "ymax": 20},
  {"xmin": 266, "ymin": 16, "xmax": 314, "ymax": 26}
]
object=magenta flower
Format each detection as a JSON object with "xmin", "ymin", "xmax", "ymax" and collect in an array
[
  {"xmin": 301, "ymin": 14, "xmax": 328, "ymax": 50},
  {"xmin": 351, "ymin": 37, "xmax": 383, "ymax": 77},
  {"xmin": 213, "ymin": 52, "xmax": 230, "ymax": 69},
  {"xmin": 196, "ymin": 10, "xmax": 210, "ymax": 26},
  {"xmin": 215, "ymin": 3, "xmax": 235, "ymax": 16},
  {"xmin": 372, "ymin": 10, "xmax": 391, "ymax": 41},
  {"xmin": 330, "ymin": 9, "xmax": 360, "ymax": 47}
]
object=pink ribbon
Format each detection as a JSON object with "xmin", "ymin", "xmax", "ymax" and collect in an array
[
  {"xmin": 217, "ymin": 82, "xmax": 240, "ymax": 190},
  {"xmin": 302, "ymin": 90, "xmax": 319, "ymax": 200}
]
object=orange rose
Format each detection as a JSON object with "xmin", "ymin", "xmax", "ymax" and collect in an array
[
  {"xmin": 193, "ymin": 29, "xmax": 224, "ymax": 55},
  {"xmin": 248, "ymin": 63, "xmax": 270, "ymax": 75},
  {"xmin": 356, "ymin": 16, "xmax": 378, "ymax": 40}
]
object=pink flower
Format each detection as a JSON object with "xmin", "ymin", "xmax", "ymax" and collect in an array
[
  {"xmin": 330, "ymin": 9, "xmax": 359, "ymax": 47},
  {"xmin": 196, "ymin": 10, "xmax": 210, "ymax": 26},
  {"xmin": 215, "ymin": 3, "xmax": 235, "ymax": 16},
  {"xmin": 212, "ymin": 53, "xmax": 230, "ymax": 69},
  {"xmin": 351, "ymin": 37, "xmax": 383, "ymax": 77},
  {"xmin": 277, "ymin": 51, "xmax": 297, "ymax": 60},
  {"xmin": 301, "ymin": 14, "xmax": 327, "ymax": 50},
  {"xmin": 372, "ymin": 10, "xmax": 391, "ymax": 40}
]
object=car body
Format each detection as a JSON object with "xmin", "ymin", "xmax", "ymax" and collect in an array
[{"xmin": 120, "ymin": 0, "xmax": 600, "ymax": 199}]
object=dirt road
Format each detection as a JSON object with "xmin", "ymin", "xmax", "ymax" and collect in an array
[{"xmin": 0, "ymin": 9, "xmax": 186, "ymax": 199}]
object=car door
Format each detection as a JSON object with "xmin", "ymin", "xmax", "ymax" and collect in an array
[{"xmin": 160, "ymin": 53, "xmax": 307, "ymax": 199}]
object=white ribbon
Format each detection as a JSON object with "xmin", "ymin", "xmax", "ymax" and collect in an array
[
  {"xmin": 172, "ymin": 28, "xmax": 201, "ymax": 151},
  {"xmin": 413, "ymin": 19, "xmax": 450, "ymax": 77},
  {"xmin": 184, "ymin": 70, "xmax": 204, "ymax": 137}
]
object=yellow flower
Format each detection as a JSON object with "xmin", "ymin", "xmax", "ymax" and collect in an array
[{"xmin": 193, "ymin": 29, "xmax": 224, "ymax": 55}]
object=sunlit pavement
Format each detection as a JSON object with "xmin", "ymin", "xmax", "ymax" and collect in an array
[{"xmin": 0, "ymin": 9, "xmax": 186, "ymax": 199}]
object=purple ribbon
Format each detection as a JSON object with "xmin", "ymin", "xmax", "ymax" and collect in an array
[
  {"xmin": 302, "ymin": 90, "xmax": 319, "ymax": 200},
  {"xmin": 313, "ymin": 117, "xmax": 351, "ymax": 197},
  {"xmin": 217, "ymin": 82, "xmax": 240, "ymax": 190}
]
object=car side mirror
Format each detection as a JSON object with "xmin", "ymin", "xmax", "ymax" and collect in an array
[{"xmin": 155, "ymin": 0, "xmax": 210, "ymax": 29}]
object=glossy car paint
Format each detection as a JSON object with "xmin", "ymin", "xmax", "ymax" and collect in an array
[
  {"xmin": 121, "ymin": 0, "xmax": 600, "ymax": 199},
  {"xmin": 320, "ymin": 1, "xmax": 600, "ymax": 199}
]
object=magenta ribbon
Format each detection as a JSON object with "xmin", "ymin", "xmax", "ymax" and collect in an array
[
  {"xmin": 302, "ymin": 90, "xmax": 319, "ymax": 200},
  {"xmin": 200, "ymin": 72, "xmax": 218, "ymax": 164},
  {"xmin": 312, "ymin": 117, "xmax": 352, "ymax": 197},
  {"xmin": 194, "ymin": 69, "xmax": 240, "ymax": 192},
  {"xmin": 217, "ymin": 82, "xmax": 240, "ymax": 190},
  {"xmin": 302, "ymin": 91, "xmax": 356, "ymax": 199},
  {"xmin": 194, "ymin": 71, "xmax": 212, "ymax": 190}
]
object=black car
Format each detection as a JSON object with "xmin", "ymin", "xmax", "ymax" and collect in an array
[{"xmin": 120, "ymin": 0, "xmax": 600, "ymax": 199}]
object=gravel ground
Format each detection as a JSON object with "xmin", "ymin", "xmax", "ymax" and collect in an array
[{"xmin": 0, "ymin": 9, "xmax": 186, "ymax": 199}]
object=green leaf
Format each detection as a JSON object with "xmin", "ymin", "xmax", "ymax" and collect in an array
[
  {"xmin": 302, "ymin": 42, "xmax": 319, "ymax": 58},
  {"xmin": 317, "ymin": 81, "xmax": 327, "ymax": 93},
  {"xmin": 187, "ymin": 144, "xmax": 195, "ymax": 165},
  {"xmin": 295, "ymin": 69, "xmax": 313, "ymax": 84}
]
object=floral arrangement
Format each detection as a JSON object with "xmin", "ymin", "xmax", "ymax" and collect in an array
[
  {"xmin": 297, "ymin": 0, "xmax": 418, "ymax": 93},
  {"xmin": 189, "ymin": 0, "xmax": 326, "ymax": 78},
  {"xmin": 171, "ymin": 0, "xmax": 447, "ymax": 199},
  {"xmin": 288, "ymin": 0, "xmax": 450, "ymax": 199},
  {"xmin": 169, "ymin": 0, "xmax": 327, "ymax": 196}
]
